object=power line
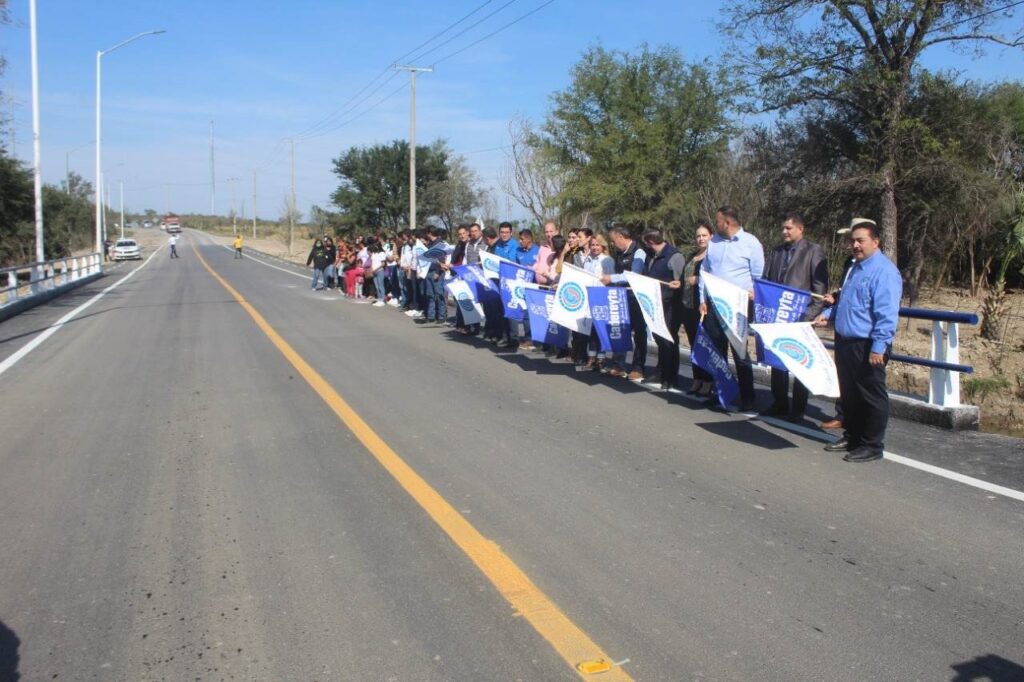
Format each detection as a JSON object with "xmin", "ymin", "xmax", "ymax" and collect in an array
[
  {"xmin": 291, "ymin": 0, "xmax": 501, "ymax": 141},
  {"xmin": 434, "ymin": 0, "xmax": 556, "ymax": 65},
  {"xmin": 403, "ymin": 0, "xmax": 519, "ymax": 65}
]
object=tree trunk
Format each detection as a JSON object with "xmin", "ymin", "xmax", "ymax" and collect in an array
[{"xmin": 880, "ymin": 164, "xmax": 898, "ymax": 266}]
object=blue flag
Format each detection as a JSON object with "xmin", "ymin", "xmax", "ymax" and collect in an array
[
  {"xmin": 499, "ymin": 261, "xmax": 536, "ymax": 321},
  {"xmin": 753, "ymin": 279, "xmax": 812, "ymax": 370},
  {"xmin": 453, "ymin": 264, "xmax": 500, "ymax": 304},
  {"xmin": 691, "ymin": 323, "xmax": 740, "ymax": 409},
  {"xmin": 587, "ymin": 287, "xmax": 633, "ymax": 353},
  {"xmin": 524, "ymin": 288, "xmax": 572, "ymax": 348}
]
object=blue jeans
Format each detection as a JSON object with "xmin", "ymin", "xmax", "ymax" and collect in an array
[
  {"xmin": 310, "ymin": 268, "xmax": 325, "ymax": 289},
  {"xmin": 373, "ymin": 269, "xmax": 387, "ymax": 299},
  {"xmin": 425, "ymin": 273, "xmax": 447, "ymax": 321}
]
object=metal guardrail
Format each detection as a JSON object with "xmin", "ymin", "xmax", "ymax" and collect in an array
[
  {"xmin": 822, "ymin": 306, "xmax": 977, "ymax": 408},
  {"xmin": 1, "ymin": 253, "xmax": 103, "ymax": 307}
]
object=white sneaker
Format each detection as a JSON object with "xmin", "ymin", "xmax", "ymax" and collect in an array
[
  {"xmin": 411, "ymin": 310, "xmax": 424, "ymax": 318},
  {"xmin": 387, "ymin": 299, "xmax": 400, "ymax": 307},
  {"xmin": 404, "ymin": 309, "xmax": 417, "ymax": 317},
  {"xmin": 373, "ymin": 301, "xmax": 385, "ymax": 307}
]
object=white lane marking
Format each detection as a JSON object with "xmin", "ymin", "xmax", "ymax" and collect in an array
[
  {"xmin": 882, "ymin": 451, "xmax": 1024, "ymax": 502},
  {"xmin": 204, "ymin": 233, "xmax": 1024, "ymax": 504},
  {"xmin": 0, "ymin": 247, "xmax": 163, "ymax": 378}
]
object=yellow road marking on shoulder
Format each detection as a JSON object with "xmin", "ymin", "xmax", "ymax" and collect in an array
[{"xmin": 192, "ymin": 241, "xmax": 631, "ymax": 680}]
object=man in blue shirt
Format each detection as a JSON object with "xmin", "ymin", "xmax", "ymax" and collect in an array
[
  {"xmin": 822, "ymin": 218, "xmax": 902, "ymax": 463},
  {"xmin": 514, "ymin": 228, "xmax": 540, "ymax": 267},
  {"xmin": 698, "ymin": 206, "xmax": 765, "ymax": 412},
  {"xmin": 493, "ymin": 222, "xmax": 520, "ymax": 347}
]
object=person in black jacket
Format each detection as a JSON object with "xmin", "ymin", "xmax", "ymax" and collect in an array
[
  {"xmin": 761, "ymin": 214, "xmax": 829, "ymax": 422},
  {"xmin": 642, "ymin": 228, "xmax": 686, "ymax": 391},
  {"xmin": 306, "ymin": 238, "xmax": 330, "ymax": 291}
]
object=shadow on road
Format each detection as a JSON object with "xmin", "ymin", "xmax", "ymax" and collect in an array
[
  {"xmin": 0, "ymin": 619, "xmax": 20, "ymax": 682},
  {"xmin": 695, "ymin": 419, "xmax": 799, "ymax": 450},
  {"xmin": 950, "ymin": 654, "xmax": 1024, "ymax": 681}
]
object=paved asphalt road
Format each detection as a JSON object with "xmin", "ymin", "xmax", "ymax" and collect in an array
[{"xmin": 0, "ymin": 232, "xmax": 1022, "ymax": 681}]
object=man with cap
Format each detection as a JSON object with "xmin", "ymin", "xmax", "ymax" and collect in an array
[
  {"xmin": 821, "ymin": 218, "xmax": 902, "ymax": 463},
  {"xmin": 761, "ymin": 213, "xmax": 829, "ymax": 422}
]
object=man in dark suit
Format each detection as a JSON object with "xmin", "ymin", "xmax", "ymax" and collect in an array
[{"xmin": 761, "ymin": 213, "xmax": 829, "ymax": 422}]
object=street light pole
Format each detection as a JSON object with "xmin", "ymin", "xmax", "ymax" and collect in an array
[
  {"xmin": 29, "ymin": 0, "xmax": 44, "ymax": 272},
  {"xmin": 95, "ymin": 29, "xmax": 165, "ymax": 256},
  {"xmin": 119, "ymin": 180, "xmax": 125, "ymax": 239}
]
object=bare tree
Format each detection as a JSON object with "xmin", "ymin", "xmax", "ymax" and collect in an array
[{"xmin": 500, "ymin": 116, "xmax": 567, "ymax": 226}]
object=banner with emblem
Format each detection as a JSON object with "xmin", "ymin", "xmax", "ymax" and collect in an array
[
  {"xmin": 550, "ymin": 263, "xmax": 601, "ymax": 334},
  {"xmin": 524, "ymin": 287, "xmax": 572, "ymax": 348},
  {"xmin": 444, "ymin": 278, "xmax": 484, "ymax": 325},
  {"xmin": 622, "ymin": 271, "xmax": 673, "ymax": 342},
  {"xmin": 691, "ymin": 323, "xmax": 740, "ymax": 409},
  {"xmin": 753, "ymin": 279, "xmax": 812, "ymax": 370},
  {"xmin": 702, "ymin": 270, "xmax": 750, "ymax": 358},
  {"xmin": 587, "ymin": 286, "xmax": 633, "ymax": 353},
  {"xmin": 479, "ymin": 250, "xmax": 509, "ymax": 280},
  {"xmin": 750, "ymin": 322, "xmax": 840, "ymax": 397},
  {"xmin": 499, "ymin": 261, "xmax": 536, "ymax": 321}
]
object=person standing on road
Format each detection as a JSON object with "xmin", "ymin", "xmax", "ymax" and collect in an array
[
  {"xmin": 760, "ymin": 213, "xmax": 829, "ymax": 423},
  {"xmin": 698, "ymin": 206, "xmax": 765, "ymax": 411},
  {"xmin": 820, "ymin": 219, "xmax": 902, "ymax": 463},
  {"xmin": 233, "ymin": 234, "xmax": 244, "ymax": 258},
  {"xmin": 580, "ymin": 234, "xmax": 616, "ymax": 370},
  {"xmin": 323, "ymin": 237, "xmax": 337, "ymax": 289},
  {"xmin": 601, "ymin": 225, "xmax": 649, "ymax": 381},
  {"xmin": 679, "ymin": 222, "xmax": 714, "ymax": 397},
  {"xmin": 168, "ymin": 233, "xmax": 179, "ymax": 259},
  {"xmin": 306, "ymin": 238, "xmax": 329, "ymax": 291},
  {"xmin": 643, "ymin": 228, "xmax": 686, "ymax": 391}
]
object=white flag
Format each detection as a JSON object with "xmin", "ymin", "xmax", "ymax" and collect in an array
[
  {"xmin": 703, "ymin": 270, "xmax": 750, "ymax": 358},
  {"xmin": 622, "ymin": 271, "xmax": 674, "ymax": 342},
  {"xmin": 750, "ymin": 322, "xmax": 840, "ymax": 397},
  {"xmin": 445, "ymin": 278, "xmax": 483, "ymax": 325},
  {"xmin": 479, "ymin": 250, "xmax": 509, "ymax": 280},
  {"xmin": 550, "ymin": 263, "xmax": 602, "ymax": 334}
]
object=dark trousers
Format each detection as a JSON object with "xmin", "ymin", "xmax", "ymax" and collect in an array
[
  {"xmin": 770, "ymin": 369, "xmax": 809, "ymax": 418},
  {"xmin": 706, "ymin": 303, "xmax": 755, "ymax": 405},
  {"xmin": 654, "ymin": 307, "xmax": 682, "ymax": 386},
  {"xmin": 679, "ymin": 306, "xmax": 712, "ymax": 382},
  {"xmin": 626, "ymin": 293, "xmax": 648, "ymax": 371},
  {"xmin": 836, "ymin": 337, "xmax": 890, "ymax": 452},
  {"xmin": 571, "ymin": 331, "xmax": 588, "ymax": 362}
]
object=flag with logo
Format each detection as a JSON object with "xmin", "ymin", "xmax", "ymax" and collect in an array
[
  {"xmin": 622, "ymin": 271, "xmax": 673, "ymax": 342},
  {"xmin": 453, "ymin": 263, "xmax": 497, "ymax": 296},
  {"xmin": 750, "ymin": 322, "xmax": 840, "ymax": 397},
  {"xmin": 499, "ymin": 261, "xmax": 535, "ymax": 321},
  {"xmin": 479, "ymin": 250, "xmax": 509, "ymax": 280},
  {"xmin": 753, "ymin": 279, "xmax": 812, "ymax": 370},
  {"xmin": 702, "ymin": 270, "xmax": 750, "ymax": 358},
  {"xmin": 587, "ymin": 286, "xmax": 633, "ymax": 353},
  {"xmin": 691, "ymin": 323, "xmax": 740, "ymax": 409},
  {"xmin": 524, "ymin": 287, "xmax": 572, "ymax": 348},
  {"xmin": 445, "ymin": 278, "xmax": 483, "ymax": 325},
  {"xmin": 550, "ymin": 263, "xmax": 601, "ymax": 334}
]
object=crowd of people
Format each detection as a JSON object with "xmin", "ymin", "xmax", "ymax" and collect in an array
[{"xmin": 304, "ymin": 207, "xmax": 902, "ymax": 463}]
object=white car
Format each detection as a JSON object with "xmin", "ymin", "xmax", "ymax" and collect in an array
[{"xmin": 112, "ymin": 239, "xmax": 142, "ymax": 261}]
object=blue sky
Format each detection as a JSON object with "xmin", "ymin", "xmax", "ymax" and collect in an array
[{"xmin": 2, "ymin": 0, "xmax": 1023, "ymax": 221}]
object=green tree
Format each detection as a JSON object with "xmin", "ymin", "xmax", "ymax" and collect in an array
[
  {"xmin": 427, "ymin": 149, "xmax": 484, "ymax": 230},
  {"xmin": 721, "ymin": 0, "xmax": 1024, "ymax": 265},
  {"xmin": 42, "ymin": 172, "xmax": 95, "ymax": 258},
  {"xmin": 0, "ymin": 146, "xmax": 34, "ymax": 265},
  {"xmin": 330, "ymin": 140, "xmax": 449, "ymax": 231},
  {"xmin": 544, "ymin": 45, "xmax": 732, "ymax": 235}
]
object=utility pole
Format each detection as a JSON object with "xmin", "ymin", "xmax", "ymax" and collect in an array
[
  {"xmin": 119, "ymin": 180, "xmax": 125, "ymax": 239},
  {"xmin": 252, "ymin": 169, "xmax": 257, "ymax": 239},
  {"xmin": 289, "ymin": 138, "xmax": 296, "ymax": 256},
  {"xmin": 394, "ymin": 65, "xmax": 433, "ymax": 232},
  {"xmin": 209, "ymin": 120, "xmax": 216, "ymax": 217}
]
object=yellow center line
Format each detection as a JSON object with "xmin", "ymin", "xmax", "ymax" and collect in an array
[{"xmin": 190, "ymin": 239, "xmax": 632, "ymax": 680}]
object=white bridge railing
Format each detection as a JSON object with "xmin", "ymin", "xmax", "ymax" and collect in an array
[{"xmin": 1, "ymin": 254, "xmax": 103, "ymax": 308}]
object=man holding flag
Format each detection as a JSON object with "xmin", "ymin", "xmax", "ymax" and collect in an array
[
  {"xmin": 699, "ymin": 206, "xmax": 765, "ymax": 411},
  {"xmin": 641, "ymin": 229, "xmax": 686, "ymax": 391},
  {"xmin": 760, "ymin": 214, "xmax": 828, "ymax": 422}
]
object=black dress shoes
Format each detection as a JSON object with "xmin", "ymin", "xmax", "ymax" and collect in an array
[
  {"xmin": 823, "ymin": 438, "xmax": 850, "ymax": 452},
  {"xmin": 843, "ymin": 447, "xmax": 883, "ymax": 463}
]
